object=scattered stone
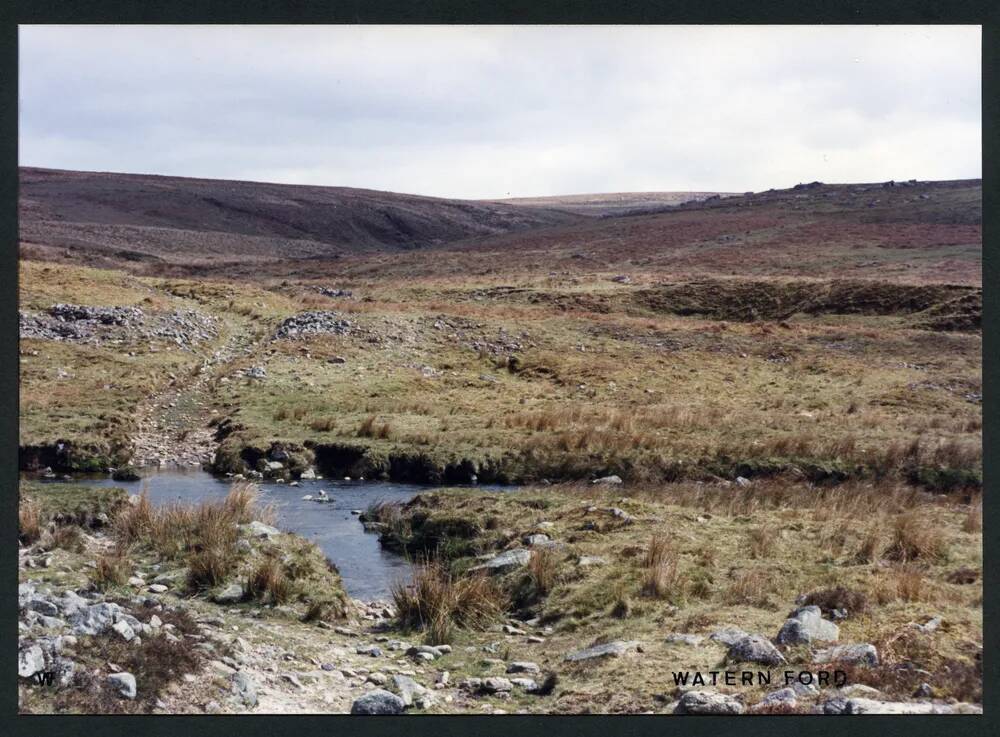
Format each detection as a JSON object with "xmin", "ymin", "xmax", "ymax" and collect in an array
[
  {"xmin": 482, "ymin": 677, "xmax": 513, "ymax": 693},
  {"xmin": 727, "ymin": 634, "xmax": 786, "ymax": 666},
  {"xmin": 735, "ymin": 476, "xmax": 752, "ymax": 488},
  {"xmin": 18, "ymin": 643, "xmax": 46, "ymax": 678},
  {"xmin": 356, "ymin": 644, "xmax": 383, "ymax": 657},
  {"xmin": 470, "ymin": 549, "xmax": 532, "ymax": 573},
  {"xmin": 212, "ymin": 584, "xmax": 245, "ymax": 605},
  {"xmin": 506, "ymin": 661, "xmax": 540, "ymax": 674},
  {"xmin": 665, "ymin": 633, "xmax": 704, "ymax": 646},
  {"xmin": 592, "ymin": 475, "xmax": 623, "ymax": 485},
  {"xmin": 777, "ymin": 605, "xmax": 840, "ymax": 645},
  {"xmin": 274, "ymin": 311, "xmax": 353, "ymax": 340},
  {"xmin": 756, "ymin": 687, "xmax": 797, "ymax": 709},
  {"xmin": 231, "ymin": 671, "xmax": 257, "ymax": 708},
  {"xmin": 392, "ymin": 674, "xmax": 434, "ymax": 708},
  {"xmin": 523, "ymin": 533, "xmax": 550, "ymax": 546},
  {"xmin": 708, "ymin": 627, "xmax": 750, "ymax": 646},
  {"xmin": 822, "ymin": 698, "xmax": 980, "ymax": 715},
  {"xmin": 564, "ymin": 640, "xmax": 640, "ymax": 662},
  {"xmin": 350, "ymin": 689, "xmax": 406, "ymax": 715},
  {"xmin": 111, "ymin": 620, "xmax": 137, "ymax": 642},
  {"xmin": 108, "ymin": 672, "xmax": 137, "ymax": 700},
  {"xmin": 241, "ymin": 521, "xmax": 281, "ymax": 539},
  {"xmin": 577, "ymin": 555, "xmax": 607, "ymax": 567},
  {"xmin": 813, "ymin": 643, "xmax": 879, "ymax": 667},
  {"xmin": 674, "ymin": 690, "xmax": 744, "ymax": 715}
]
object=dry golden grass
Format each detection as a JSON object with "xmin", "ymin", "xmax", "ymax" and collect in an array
[
  {"xmin": 962, "ymin": 499, "xmax": 982, "ymax": 533},
  {"xmin": 886, "ymin": 510, "xmax": 948, "ymax": 562},
  {"xmin": 40, "ymin": 524, "xmax": 86, "ymax": 553},
  {"xmin": 894, "ymin": 563, "xmax": 926, "ymax": 602},
  {"xmin": 855, "ymin": 523, "xmax": 886, "ymax": 563},
  {"xmin": 18, "ymin": 498, "xmax": 42, "ymax": 544},
  {"xmin": 641, "ymin": 534, "xmax": 680, "ymax": 599},
  {"xmin": 246, "ymin": 557, "xmax": 291, "ymax": 604},
  {"xmin": 357, "ymin": 415, "xmax": 392, "ymax": 439},
  {"xmin": 722, "ymin": 569, "xmax": 774, "ymax": 608},
  {"xmin": 527, "ymin": 548, "xmax": 559, "ymax": 597},
  {"xmin": 392, "ymin": 560, "xmax": 507, "ymax": 644},
  {"xmin": 186, "ymin": 546, "xmax": 236, "ymax": 591},
  {"xmin": 92, "ymin": 547, "xmax": 132, "ymax": 589},
  {"xmin": 747, "ymin": 526, "xmax": 771, "ymax": 559}
]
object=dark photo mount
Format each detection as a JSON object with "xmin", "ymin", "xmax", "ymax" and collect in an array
[{"xmin": 2, "ymin": 2, "xmax": 997, "ymax": 737}]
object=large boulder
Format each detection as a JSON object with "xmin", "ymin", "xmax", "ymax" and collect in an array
[
  {"xmin": 350, "ymin": 689, "xmax": 406, "ymax": 715},
  {"xmin": 674, "ymin": 690, "xmax": 745, "ymax": 715},
  {"xmin": 727, "ymin": 634, "xmax": 786, "ymax": 666},
  {"xmin": 777, "ymin": 605, "xmax": 839, "ymax": 645}
]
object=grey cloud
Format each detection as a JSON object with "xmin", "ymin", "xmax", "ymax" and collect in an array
[{"xmin": 19, "ymin": 25, "xmax": 981, "ymax": 198}]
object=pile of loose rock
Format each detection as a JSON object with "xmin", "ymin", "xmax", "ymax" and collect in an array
[
  {"xmin": 273, "ymin": 311, "xmax": 355, "ymax": 340},
  {"xmin": 19, "ymin": 304, "xmax": 219, "ymax": 351}
]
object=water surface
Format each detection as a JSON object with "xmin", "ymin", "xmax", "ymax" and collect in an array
[{"xmin": 37, "ymin": 468, "xmax": 441, "ymax": 600}]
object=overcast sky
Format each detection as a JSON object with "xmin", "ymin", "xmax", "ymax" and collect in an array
[{"xmin": 19, "ymin": 25, "xmax": 981, "ymax": 199}]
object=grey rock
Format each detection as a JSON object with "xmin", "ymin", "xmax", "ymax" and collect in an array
[
  {"xmin": 24, "ymin": 597, "xmax": 60, "ymax": 617},
  {"xmin": 350, "ymin": 688, "xmax": 406, "ymax": 715},
  {"xmin": 212, "ymin": 583, "xmax": 245, "ymax": 604},
  {"xmin": 470, "ymin": 548, "xmax": 532, "ymax": 573},
  {"xmin": 777, "ymin": 605, "xmax": 840, "ymax": 645},
  {"xmin": 18, "ymin": 643, "xmax": 47, "ymax": 678},
  {"xmin": 523, "ymin": 534, "xmax": 550, "ymax": 546},
  {"xmin": 241, "ymin": 520, "xmax": 280, "ymax": 539},
  {"xmin": 231, "ymin": 671, "xmax": 258, "ymax": 707},
  {"xmin": 392, "ymin": 674, "xmax": 433, "ymax": 707},
  {"xmin": 565, "ymin": 640, "xmax": 640, "ymax": 662},
  {"xmin": 824, "ymin": 698, "xmax": 980, "ymax": 715},
  {"xmin": 665, "ymin": 633, "xmax": 704, "ymax": 646},
  {"xmin": 813, "ymin": 643, "xmax": 879, "ymax": 667},
  {"xmin": 577, "ymin": 555, "xmax": 607, "ymax": 567},
  {"xmin": 69, "ymin": 602, "xmax": 123, "ymax": 636},
  {"xmin": 406, "ymin": 644, "xmax": 442, "ymax": 659},
  {"xmin": 482, "ymin": 677, "xmax": 513, "ymax": 693},
  {"xmin": 727, "ymin": 634, "xmax": 786, "ymax": 666},
  {"xmin": 758, "ymin": 687, "xmax": 797, "ymax": 708},
  {"xmin": 111, "ymin": 620, "xmax": 136, "ymax": 642},
  {"xmin": 674, "ymin": 690, "xmax": 745, "ymax": 715},
  {"xmin": 57, "ymin": 591, "xmax": 89, "ymax": 617},
  {"xmin": 592, "ymin": 475, "xmax": 623, "ymax": 485},
  {"xmin": 108, "ymin": 672, "xmax": 137, "ymax": 700},
  {"xmin": 356, "ymin": 644, "xmax": 383, "ymax": 657},
  {"xmin": 506, "ymin": 661, "xmax": 540, "ymax": 674},
  {"xmin": 510, "ymin": 677, "xmax": 539, "ymax": 692},
  {"xmin": 708, "ymin": 627, "xmax": 750, "ymax": 646}
]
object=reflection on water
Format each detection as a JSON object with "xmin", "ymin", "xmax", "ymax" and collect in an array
[{"xmin": 35, "ymin": 468, "xmax": 434, "ymax": 601}]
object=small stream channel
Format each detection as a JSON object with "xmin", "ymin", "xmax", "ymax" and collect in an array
[{"xmin": 32, "ymin": 468, "xmax": 477, "ymax": 600}]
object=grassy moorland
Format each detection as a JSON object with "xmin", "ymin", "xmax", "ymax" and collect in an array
[{"xmin": 18, "ymin": 173, "xmax": 982, "ymax": 713}]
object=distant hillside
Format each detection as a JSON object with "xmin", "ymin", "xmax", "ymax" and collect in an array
[
  {"xmin": 18, "ymin": 167, "xmax": 585, "ymax": 267},
  {"xmin": 486, "ymin": 191, "xmax": 735, "ymax": 216}
]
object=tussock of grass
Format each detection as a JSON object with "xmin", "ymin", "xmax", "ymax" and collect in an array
[
  {"xmin": 245, "ymin": 556, "xmax": 291, "ymax": 604},
  {"xmin": 392, "ymin": 560, "xmax": 507, "ymax": 644},
  {"xmin": 886, "ymin": 510, "xmax": 948, "ymax": 562},
  {"xmin": 92, "ymin": 548, "xmax": 132, "ymax": 589},
  {"xmin": 641, "ymin": 535, "xmax": 680, "ymax": 599},
  {"xmin": 18, "ymin": 498, "xmax": 42, "ymax": 544}
]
